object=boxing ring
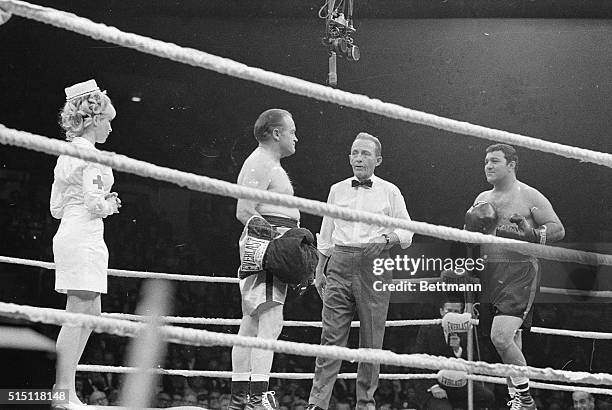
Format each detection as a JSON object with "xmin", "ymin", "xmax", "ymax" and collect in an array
[{"xmin": 1, "ymin": 0, "xmax": 612, "ymax": 408}]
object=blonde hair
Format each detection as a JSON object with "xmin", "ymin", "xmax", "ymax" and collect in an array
[{"xmin": 59, "ymin": 91, "xmax": 112, "ymax": 141}]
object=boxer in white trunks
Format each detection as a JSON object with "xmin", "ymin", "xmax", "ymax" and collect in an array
[{"xmin": 228, "ymin": 109, "xmax": 299, "ymax": 410}]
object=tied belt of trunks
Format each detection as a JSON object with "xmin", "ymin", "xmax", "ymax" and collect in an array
[
  {"xmin": 238, "ymin": 215, "xmax": 318, "ymax": 289},
  {"xmin": 261, "ymin": 214, "xmax": 298, "ymax": 229}
]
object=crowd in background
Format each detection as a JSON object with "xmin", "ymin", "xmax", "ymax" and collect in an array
[{"xmin": 2, "ymin": 184, "xmax": 612, "ymax": 409}]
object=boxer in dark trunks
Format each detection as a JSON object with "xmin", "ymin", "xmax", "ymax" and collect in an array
[{"xmin": 465, "ymin": 144, "xmax": 564, "ymax": 409}]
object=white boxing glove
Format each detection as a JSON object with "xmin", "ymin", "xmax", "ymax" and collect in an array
[
  {"xmin": 437, "ymin": 369, "xmax": 468, "ymax": 388},
  {"xmin": 441, "ymin": 312, "xmax": 472, "ymax": 341}
]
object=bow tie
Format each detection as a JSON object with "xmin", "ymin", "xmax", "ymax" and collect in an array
[{"xmin": 352, "ymin": 179, "xmax": 373, "ymax": 188}]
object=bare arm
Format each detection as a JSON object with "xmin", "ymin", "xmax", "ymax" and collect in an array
[
  {"xmin": 235, "ymin": 162, "xmax": 272, "ymax": 225},
  {"xmin": 529, "ymin": 190, "xmax": 565, "ymax": 243}
]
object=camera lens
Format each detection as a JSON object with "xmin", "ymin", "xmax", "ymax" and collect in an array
[
  {"xmin": 332, "ymin": 38, "xmax": 348, "ymax": 54},
  {"xmin": 347, "ymin": 44, "xmax": 360, "ymax": 61}
]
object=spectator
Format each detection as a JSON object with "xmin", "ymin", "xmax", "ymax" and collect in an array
[
  {"xmin": 155, "ymin": 391, "xmax": 172, "ymax": 408},
  {"xmin": 88, "ymin": 390, "xmax": 109, "ymax": 406},
  {"xmin": 335, "ymin": 401, "xmax": 351, "ymax": 410},
  {"xmin": 294, "ymin": 399, "xmax": 308, "ymax": 410},
  {"xmin": 414, "ymin": 300, "xmax": 494, "ymax": 409},
  {"xmin": 573, "ymin": 391, "xmax": 595, "ymax": 410},
  {"xmin": 197, "ymin": 393, "xmax": 209, "ymax": 408},
  {"xmin": 107, "ymin": 388, "xmax": 120, "ymax": 406},
  {"xmin": 171, "ymin": 393, "xmax": 184, "ymax": 406},
  {"xmin": 183, "ymin": 392, "xmax": 198, "ymax": 406},
  {"xmin": 209, "ymin": 390, "xmax": 222, "ymax": 409}
]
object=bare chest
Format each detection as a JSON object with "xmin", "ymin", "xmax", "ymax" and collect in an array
[
  {"xmin": 268, "ymin": 167, "xmax": 294, "ymax": 195},
  {"xmin": 486, "ymin": 192, "xmax": 532, "ymax": 224}
]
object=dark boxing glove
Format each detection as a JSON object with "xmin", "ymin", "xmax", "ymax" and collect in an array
[
  {"xmin": 265, "ymin": 227, "xmax": 318, "ymax": 292},
  {"xmin": 239, "ymin": 216, "xmax": 317, "ymax": 294},
  {"xmin": 464, "ymin": 201, "xmax": 498, "ymax": 233},
  {"xmin": 495, "ymin": 213, "xmax": 540, "ymax": 242}
]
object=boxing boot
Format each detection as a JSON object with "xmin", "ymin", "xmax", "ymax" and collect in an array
[{"xmin": 227, "ymin": 380, "xmax": 249, "ymax": 410}]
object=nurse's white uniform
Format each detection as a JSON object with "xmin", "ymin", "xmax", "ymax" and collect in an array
[{"xmin": 50, "ymin": 137, "xmax": 115, "ymax": 294}]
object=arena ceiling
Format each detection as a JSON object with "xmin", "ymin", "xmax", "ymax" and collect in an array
[{"xmin": 19, "ymin": 0, "xmax": 612, "ymax": 18}]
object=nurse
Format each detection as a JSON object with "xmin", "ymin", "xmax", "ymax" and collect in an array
[{"xmin": 50, "ymin": 79, "xmax": 121, "ymax": 407}]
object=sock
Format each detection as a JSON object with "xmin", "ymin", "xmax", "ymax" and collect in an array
[
  {"xmin": 507, "ymin": 378, "xmax": 516, "ymax": 397},
  {"xmin": 515, "ymin": 382, "xmax": 529, "ymax": 394},
  {"xmin": 230, "ymin": 380, "xmax": 250, "ymax": 396},
  {"xmin": 510, "ymin": 377, "xmax": 529, "ymax": 389},
  {"xmin": 514, "ymin": 382, "xmax": 534, "ymax": 403},
  {"xmin": 250, "ymin": 380, "xmax": 269, "ymax": 397},
  {"xmin": 250, "ymin": 374, "xmax": 270, "ymax": 383},
  {"xmin": 232, "ymin": 372, "xmax": 250, "ymax": 382}
]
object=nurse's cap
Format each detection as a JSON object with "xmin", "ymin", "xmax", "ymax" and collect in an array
[{"xmin": 65, "ymin": 79, "xmax": 100, "ymax": 101}]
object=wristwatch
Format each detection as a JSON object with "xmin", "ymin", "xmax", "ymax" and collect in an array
[{"xmin": 381, "ymin": 233, "xmax": 390, "ymax": 245}]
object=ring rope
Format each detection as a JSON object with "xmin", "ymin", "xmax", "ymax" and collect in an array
[
  {"xmin": 77, "ymin": 365, "xmax": 439, "ymax": 380},
  {"xmin": 1, "ymin": 1, "xmax": 611, "ymax": 168},
  {"xmin": 1, "ymin": 302, "xmax": 611, "ymax": 386},
  {"xmin": 74, "ymin": 365, "xmax": 612, "ymax": 396},
  {"xmin": 408, "ymin": 276, "xmax": 612, "ymax": 299},
  {"xmin": 471, "ymin": 374, "xmax": 612, "ymax": 396},
  {"xmin": 539, "ymin": 286, "xmax": 612, "ymax": 299},
  {"xmin": 0, "ymin": 255, "xmax": 238, "ymax": 283},
  {"xmin": 528, "ymin": 326, "xmax": 612, "ymax": 340},
  {"xmin": 102, "ymin": 313, "xmax": 442, "ymax": 327},
  {"xmin": 4, "ymin": 255, "xmax": 611, "ymax": 337},
  {"xmin": 1, "ymin": 127, "xmax": 611, "ymax": 268},
  {"xmin": 102, "ymin": 313, "xmax": 612, "ymax": 340},
  {"xmin": 4, "ymin": 255, "xmax": 611, "ymax": 298}
]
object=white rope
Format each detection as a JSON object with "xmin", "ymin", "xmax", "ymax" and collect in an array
[
  {"xmin": 1, "ymin": 127, "xmax": 611, "ymax": 268},
  {"xmin": 5, "ymin": 254, "xmax": 612, "ymax": 337},
  {"xmin": 539, "ymin": 286, "xmax": 612, "ymax": 299},
  {"xmin": 75, "ymin": 365, "xmax": 612, "ymax": 396},
  {"xmin": 104, "ymin": 313, "xmax": 612, "ymax": 340},
  {"xmin": 102, "ymin": 312, "xmax": 442, "ymax": 327},
  {"xmin": 388, "ymin": 276, "xmax": 612, "ymax": 299},
  {"xmin": 2, "ymin": 302, "xmax": 612, "ymax": 386},
  {"xmin": 469, "ymin": 374, "xmax": 612, "ymax": 396},
  {"xmin": 76, "ymin": 365, "xmax": 435, "ymax": 380},
  {"xmin": 398, "ymin": 277, "xmax": 612, "ymax": 299},
  {"xmin": 5, "ymin": 255, "xmax": 611, "ymax": 301},
  {"xmin": 0, "ymin": 255, "xmax": 238, "ymax": 283},
  {"xmin": 4, "ymin": 255, "xmax": 612, "ymax": 304},
  {"xmin": 530, "ymin": 326, "xmax": 612, "ymax": 340},
  {"xmin": 1, "ymin": 0, "xmax": 611, "ymax": 168}
]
